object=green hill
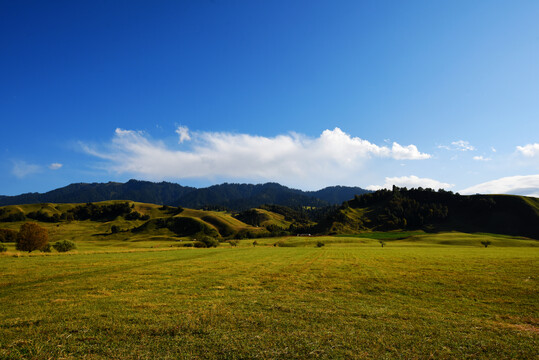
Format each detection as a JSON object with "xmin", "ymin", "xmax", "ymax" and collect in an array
[{"xmin": 320, "ymin": 187, "xmax": 539, "ymax": 239}]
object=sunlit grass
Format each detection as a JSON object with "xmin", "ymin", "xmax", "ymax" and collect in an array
[{"xmin": 1, "ymin": 234, "xmax": 537, "ymax": 359}]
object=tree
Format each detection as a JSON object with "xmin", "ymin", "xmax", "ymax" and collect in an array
[
  {"xmin": 0, "ymin": 228, "xmax": 18, "ymax": 243},
  {"xmin": 481, "ymin": 240, "xmax": 491, "ymax": 248},
  {"xmin": 53, "ymin": 240, "xmax": 77, "ymax": 252},
  {"xmin": 228, "ymin": 240, "xmax": 239, "ymax": 247},
  {"xmin": 16, "ymin": 222, "xmax": 49, "ymax": 252}
]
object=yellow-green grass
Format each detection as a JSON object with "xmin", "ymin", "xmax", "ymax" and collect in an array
[
  {"xmin": 0, "ymin": 201, "xmax": 267, "ymax": 243},
  {"xmin": 1, "ymin": 235, "xmax": 537, "ymax": 359}
]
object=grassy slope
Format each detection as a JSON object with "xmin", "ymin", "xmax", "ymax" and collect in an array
[
  {"xmin": 0, "ymin": 201, "xmax": 263, "ymax": 243},
  {"xmin": 0, "ymin": 238, "xmax": 537, "ymax": 359}
]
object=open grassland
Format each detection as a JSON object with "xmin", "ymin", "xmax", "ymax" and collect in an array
[{"xmin": 1, "ymin": 234, "xmax": 537, "ymax": 359}]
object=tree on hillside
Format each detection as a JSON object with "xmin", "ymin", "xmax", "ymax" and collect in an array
[
  {"xmin": 481, "ymin": 240, "xmax": 491, "ymax": 248},
  {"xmin": 16, "ymin": 222, "xmax": 49, "ymax": 252}
]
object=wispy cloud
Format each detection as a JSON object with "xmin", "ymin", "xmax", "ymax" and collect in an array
[
  {"xmin": 516, "ymin": 143, "xmax": 539, "ymax": 157},
  {"xmin": 438, "ymin": 140, "xmax": 475, "ymax": 152},
  {"xmin": 49, "ymin": 163, "xmax": 63, "ymax": 170},
  {"xmin": 460, "ymin": 175, "xmax": 539, "ymax": 197},
  {"xmin": 175, "ymin": 126, "xmax": 191, "ymax": 143},
  {"xmin": 81, "ymin": 127, "xmax": 431, "ymax": 188},
  {"xmin": 473, "ymin": 156, "xmax": 491, "ymax": 161},
  {"xmin": 366, "ymin": 175, "xmax": 454, "ymax": 191},
  {"xmin": 12, "ymin": 161, "xmax": 41, "ymax": 178}
]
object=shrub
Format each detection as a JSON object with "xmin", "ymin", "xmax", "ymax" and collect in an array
[
  {"xmin": 53, "ymin": 240, "xmax": 77, "ymax": 252},
  {"xmin": 379, "ymin": 240, "xmax": 386, "ymax": 248},
  {"xmin": 0, "ymin": 243, "xmax": 7, "ymax": 252},
  {"xmin": 252, "ymin": 240, "xmax": 258, "ymax": 247},
  {"xmin": 198, "ymin": 236, "xmax": 219, "ymax": 248},
  {"xmin": 16, "ymin": 222, "xmax": 49, "ymax": 252},
  {"xmin": 41, "ymin": 243, "xmax": 52, "ymax": 252},
  {"xmin": 228, "ymin": 240, "xmax": 239, "ymax": 247},
  {"xmin": 193, "ymin": 241, "xmax": 206, "ymax": 248},
  {"xmin": 481, "ymin": 240, "xmax": 492, "ymax": 248},
  {"xmin": 0, "ymin": 228, "xmax": 18, "ymax": 243},
  {"xmin": 110, "ymin": 225, "xmax": 120, "ymax": 234},
  {"xmin": 316, "ymin": 241, "xmax": 325, "ymax": 247}
]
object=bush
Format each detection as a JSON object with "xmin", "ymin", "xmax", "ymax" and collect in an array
[
  {"xmin": 228, "ymin": 240, "xmax": 239, "ymax": 247},
  {"xmin": 0, "ymin": 228, "xmax": 18, "ymax": 243},
  {"xmin": 379, "ymin": 240, "xmax": 386, "ymax": 248},
  {"xmin": 481, "ymin": 240, "xmax": 492, "ymax": 248},
  {"xmin": 316, "ymin": 241, "xmax": 325, "ymax": 247},
  {"xmin": 198, "ymin": 236, "xmax": 219, "ymax": 248},
  {"xmin": 41, "ymin": 243, "xmax": 52, "ymax": 253},
  {"xmin": 252, "ymin": 240, "xmax": 258, "ymax": 247},
  {"xmin": 110, "ymin": 225, "xmax": 120, "ymax": 234},
  {"xmin": 16, "ymin": 222, "xmax": 49, "ymax": 252},
  {"xmin": 0, "ymin": 243, "xmax": 7, "ymax": 252},
  {"xmin": 193, "ymin": 241, "xmax": 206, "ymax": 248},
  {"xmin": 53, "ymin": 240, "xmax": 77, "ymax": 252}
]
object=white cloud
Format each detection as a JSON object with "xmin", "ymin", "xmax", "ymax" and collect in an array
[
  {"xmin": 491, "ymin": 147, "xmax": 496, "ymax": 152},
  {"xmin": 12, "ymin": 161, "xmax": 41, "ymax": 178},
  {"xmin": 49, "ymin": 163, "xmax": 63, "ymax": 170},
  {"xmin": 175, "ymin": 126, "xmax": 191, "ymax": 143},
  {"xmin": 366, "ymin": 175, "xmax": 454, "ymax": 191},
  {"xmin": 451, "ymin": 140, "xmax": 475, "ymax": 151},
  {"xmin": 460, "ymin": 175, "xmax": 539, "ymax": 197},
  {"xmin": 516, "ymin": 143, "xmax": 539, "ymax": 157},
  {"xmin": 82, "ymin": 127, "xmax": 431, "ymax": 188},
  {"xmin": 439, "ymin": 140, "xmax": 475, "ymax": 151},
  {"xmin": 473, "ymin": 156, "xmax": 491, "ymax": 161}
]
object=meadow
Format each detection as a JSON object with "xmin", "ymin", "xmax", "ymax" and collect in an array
[{"xmin": 1, "ymin": 234, "xmax": 537, "ymax": 359}]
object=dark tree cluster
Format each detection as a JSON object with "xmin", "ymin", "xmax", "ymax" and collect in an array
[
  {"xmin": 234, "ymin": 209, "xmax": 270, "ymax": 227},
  {"xmin": 26, "ymin": 210, "xmax": 61, "ymax": 223},
  {"xmin": 0, "ymin": 208, "xmax": 26, "ymax": 222},
  {"xmin": 0, "ymin": 228, "xmax": 18, "ymax": 242}
]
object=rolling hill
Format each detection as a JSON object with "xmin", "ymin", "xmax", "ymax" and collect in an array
[{"xmin": 320, "ymin": 187, "xmax": 539, "ymax": 239}]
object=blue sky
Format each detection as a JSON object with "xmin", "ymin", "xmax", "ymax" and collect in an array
[{"xmin": 1, "ymin": 0, "xmax": 538, "ymax": 196}]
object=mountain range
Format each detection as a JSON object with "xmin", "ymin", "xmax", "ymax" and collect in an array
[{"xmin": 0, "ymin": 180, "xmax": 370, "ymax": 210}]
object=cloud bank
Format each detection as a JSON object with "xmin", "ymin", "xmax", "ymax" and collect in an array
[
  {"xmin": 460, "ymin": 175, "xmax": 539, "ymax": 197},
  {"xmin": 82, "ymin": 127, "xmax": 431, "ymax": 188},
  {"xmin": 366, "ymin": 175, "xmax": 454, "ymax": 191}
]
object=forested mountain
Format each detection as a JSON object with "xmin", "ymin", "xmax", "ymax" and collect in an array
[
  {"xmin": 306, "ymin": 186, "xmax": 370, "ymax": 204},
  {"xmin": 0, "ymin": 180, "xmax": 370, "ymax": 210},
  {"xmin": 0, "ymin": 180, "xmax": 195, "ymax": 206},
  {"xmin": 320, "ymin": 186, "xmax": 539, "ymax": 239},
  {"xmin": 174, "ymin": 182, "xmax": 329, "ymax": 210}
]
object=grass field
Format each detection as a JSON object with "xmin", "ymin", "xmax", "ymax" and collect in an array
[{"xmin": 1, "ymin": 234, "xmax": 538, "ymax": 359}]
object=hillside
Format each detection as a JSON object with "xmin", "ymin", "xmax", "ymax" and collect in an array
[
  {"xmin": 320, "ymin": 187, "xmax": 539, "ymax": 239},
  {"xmin": 0, "ymin": 200, "xmax": 304, "ymax": 243}
]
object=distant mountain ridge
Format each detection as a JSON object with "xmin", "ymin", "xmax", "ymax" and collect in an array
[{"xmin": 0, "ymin": 180, "xmax": 370, "ymax": 210}]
